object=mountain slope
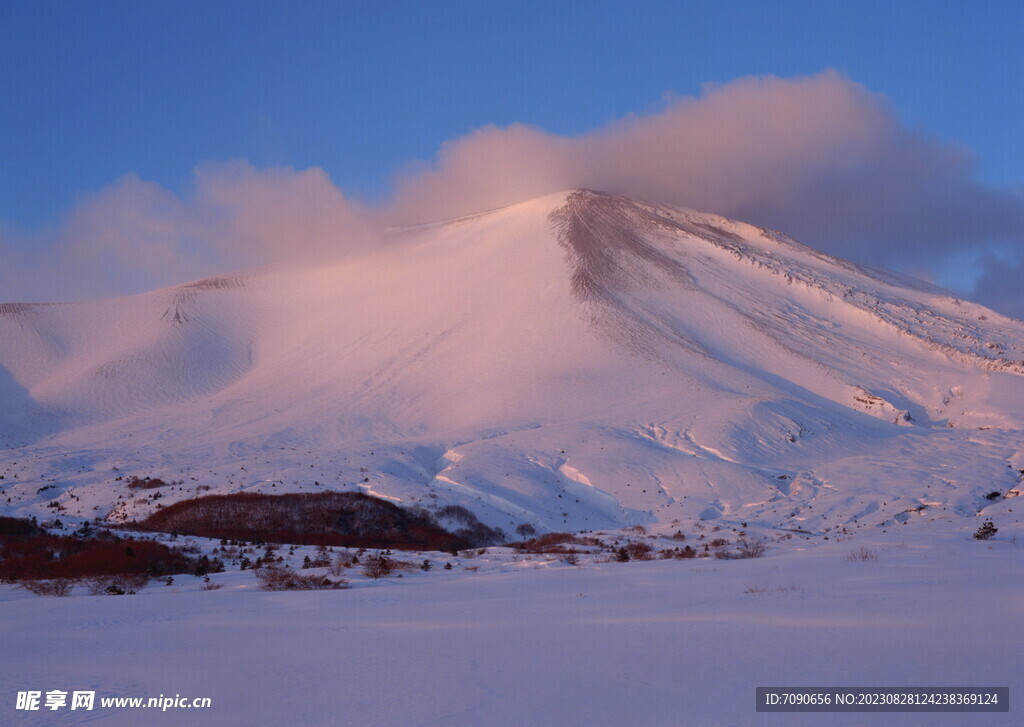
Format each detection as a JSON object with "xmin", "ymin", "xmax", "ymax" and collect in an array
[{"xmin": 2, "ymin": 190, "xmax": 1023, "ymax": 536}]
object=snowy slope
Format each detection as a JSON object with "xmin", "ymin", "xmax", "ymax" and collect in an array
[{"xmin": 1, "ymin": 190, "xmax": 1023, "ymax": 536}]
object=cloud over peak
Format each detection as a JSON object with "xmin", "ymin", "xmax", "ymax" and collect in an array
[{"xmin": 3, "ymin": 71, "xmax": 1023, "ymax": 315}]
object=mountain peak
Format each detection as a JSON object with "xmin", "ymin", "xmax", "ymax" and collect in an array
[{"xmin": 2, "ymin": 191, "xmax": 1023, "ymax": 535}]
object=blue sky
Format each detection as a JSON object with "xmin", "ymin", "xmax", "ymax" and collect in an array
[
  {"xmin": 2, "ymin": 0, "xmax": 1021, "ymax": 224},
  {"xmin": 1, "ymin": 1, "xmax": 1023, "ymax": 313}
]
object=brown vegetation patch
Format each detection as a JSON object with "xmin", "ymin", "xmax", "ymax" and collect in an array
[
  {"xmin": 131, "ymin": 492, "xmax": 480, "ymax": 551},
  {"xmin": 0, "ymin": 517, "xmax": 214, "ymax": 582}
]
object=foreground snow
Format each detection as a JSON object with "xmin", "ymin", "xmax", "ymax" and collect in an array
[{"xmin": 2, "ymin": 525, "xmax": 1021, "ymax": 726}]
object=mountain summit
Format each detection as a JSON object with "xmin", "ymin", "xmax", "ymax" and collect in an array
[{"xmin": 2, "ymin": 190, "xmax": 1023, "ymax": 534}]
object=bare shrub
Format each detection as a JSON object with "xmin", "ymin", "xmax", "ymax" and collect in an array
[
  {"xmin": 734, "ymin": 536, "xmax": 769, "ymax": 559},
  {"xmin": 256, "ymin": 566, "xmax": 347, "ymax": 591},
  {"xmin": 361, "ymin": 553, "xmax": 395, "ymax": 579},
  {"xmin": 327, "ymin": 557, "xmax": 349, "ymax": 577},
  {"xmin": 20, "ymin": 578, "xmax": 76, "ymax": 596},
  {"xmin": 330, "ymin": 550, "xmax": 359, "ymax": 572},
  {"xmin": 84, "ymin": 577, "xmax": 111, "ymax": 596},
  {"xmin": 743, "ymin": 583, "xmax": 770, "ymax": 594},
  {"xmin": 563, "ymin": 553, "xmax": 580, "ymax": 566},
  {"xmin": 847, "ymin": 546, "xmax": 879, "ymax": 561},
  {"xmin": 201, "ymin": 581, "xmax": 224, "ymax": 591}
]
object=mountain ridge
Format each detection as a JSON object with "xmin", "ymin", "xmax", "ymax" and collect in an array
[{"xmin": 1, "ymin": 189, "xmax": 1022, "ymax": 536}]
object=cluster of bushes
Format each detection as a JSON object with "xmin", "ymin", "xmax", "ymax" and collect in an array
[
  {"xmin": 361, "ymin": 552, "xmax": 418, "ymax": 579},
  {"xmin": 508, "ymin": 532, "xmax": 605, "ymax": 554},
  {"xmin": 130, "ymin": 492, "xmax": 486, "ymax": 551},
  {"xmin": 0, "ymin": 515, "xmax": 226, "ymax": 596},
  {"xmin": 125, "ymin": 476, "xmax": 170, "ymax": 490},
  {"xmin": 615, "ymin": 542, "xmax": 654, "ymax": 561},
  {"xmin": 507, "ymin": 529, "xmax": 768, "ymax": 562},
  {"xmin": 18, "ymin": 576, "xmax": 152, "ymax": 597},
  {"xmin": 0, "ymin": 516, "xmax": 219, "ymax": 584},
  {"xmin": 255, "ymin": 564, "xmax": 348, "ymax": 591}
]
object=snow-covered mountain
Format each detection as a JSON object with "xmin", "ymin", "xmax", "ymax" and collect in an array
[{"xmin": 2, "ymin": 189, "xmax": 1023, "ymax": 536}]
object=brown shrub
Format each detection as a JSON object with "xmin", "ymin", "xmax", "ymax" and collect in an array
[
  {"xmin": 362, "ymin": 553, "xmax": 395, "ymax": 579},
  {"xmin": 256, "ymin": 565, "xmax": 348, "ymax": 591},
  {"xmin": 126, "ymin": 476, "xmax": 170, "ymax": 490},
  {"xmin": 625, "ymin": 542, "xmax": 654, "ymax": 560},
  {"xmin": 20, "ymin": 578, "xmax": 76, "ymax": 596}
]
